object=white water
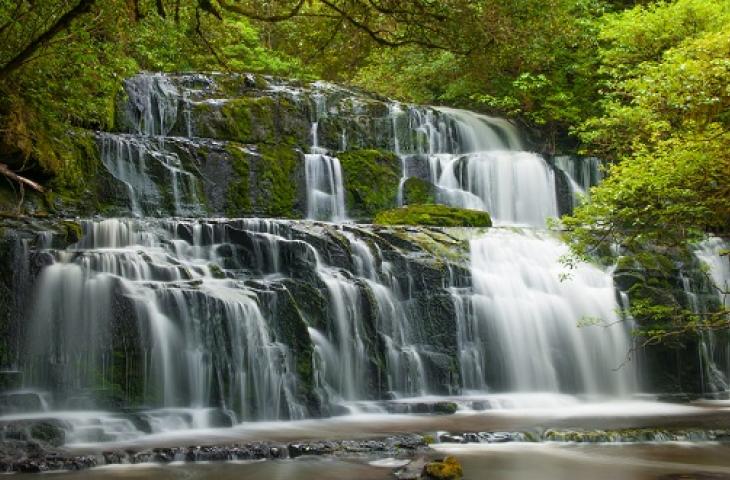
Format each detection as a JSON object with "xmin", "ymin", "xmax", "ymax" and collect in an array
[
  {"xmin": 304, "ymin": 90, "xmax": 347, "ymax": 221},
  {"xmin": 696, "ymin": 237, "xmax": 730, "ymax": 308},
  {"xmin": 430, "ymin": 151, "xmax": 559, "ymax": 226},
  {"xmin": 456, "ymin": 229, "xmax": 637, "ymax": 395},
  {"xmin": 387, "ymin": 103, "xmax": 562, "ymax": 226},
  {"xmin": 693, "ymin": 237, "xmax": 730, "ymax": 393}
]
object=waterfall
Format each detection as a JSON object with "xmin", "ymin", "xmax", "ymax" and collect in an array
[
  {"xmin": 0, "ymin": 73, "xmax": 651, "ymax": 448},
  {"xmin": 305, "ymin": 91, "xmax": 347, "ymax": 221},
  {"xmin": 456, "ymin": 229, "xmax": 637, "ymax": 395},
  {"xmin": 692, "ymin": 237, "xmax": 730, "ymax": 393},
  {"xmin": 24, "ymin": 219, "xmax": 306, "ymax": 423},
  {"xmin": 98, "ymin": 134, "xmax": 202, "ymax": 217},
  {"xmin": 553, "ymin": 155, "xmax": 603, "ymax": 209},
  {"xmin": 430, "ymin": 151, "xmax": 559, "ymax": 226},
  {"xmin": 124, "ymin": 73, "xmax": 180, "ymax": 136},
  {"xmin": 387, "ymin": 104, "xmax": 561, "ymax": 227}
]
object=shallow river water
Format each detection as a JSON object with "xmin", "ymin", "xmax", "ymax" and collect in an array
[{"xmin": 9, "ymin": 397, "xmax": 730, "ymax": 479}]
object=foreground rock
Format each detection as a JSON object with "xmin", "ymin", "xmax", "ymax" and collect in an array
[
  {"xmin": 422, "ymin": 456, "xmax": 464, "ymax": 480},
  {"xmin": 0, "ymin": 434, "xmax": 428, "ymax": 473}
]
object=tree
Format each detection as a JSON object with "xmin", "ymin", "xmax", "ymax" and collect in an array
[{"xmin": 562, "ymin": 0, "xmax": 730, "ymax": 340}]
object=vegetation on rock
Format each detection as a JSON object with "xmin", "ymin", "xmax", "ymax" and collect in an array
[
  {"xmin": 403, "ymin": 177, "xmax": 436, "ymax": 205},
  {"xmin": 375, "ymin": 205, "xmax": 492, "ymax": 228},
  {"xmin": 339, "ymin": 149, "xmax": 400, "ymax": 220},
  {"xmin": 422, "ymin": 456, "xmax": 463, "ymax": 480}
]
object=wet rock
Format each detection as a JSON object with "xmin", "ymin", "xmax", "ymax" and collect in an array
[
  {"xmin": 29, "ymin": 421, "xmax": 66, "ymax": 447},
  {"xmin": 438, "ymin": 434, "xmax": 465, "ymax": 444},
  {"xmin": 484, "ymin": 432, "xmax": 515, "ymax": 443},
  {"xmin": 102, "ymin": 450, "xmax": 125, "ymax": 464},
  {"xmin": 395, "ymin": 457, "xmax": 428, "ymax": 480},
  {"xmin": 207, "ymin": 408, "xmax": 235, "ymax": 428},
  {"xmin": 0, "ymin": 391, "xmax": 44, "ymax": 414},
  {"xmin": 1, "ymin": 419, "xmax": 67, "ymax": 447}
]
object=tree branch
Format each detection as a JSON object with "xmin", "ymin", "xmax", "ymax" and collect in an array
[
  {"xmin": 0, "ymin": 0, "xmax": 98, "ymax": 81},
  {"xmin": 0, "ymin": 163, "xmax": 45, "ymax": 193},
  {"xmin": 216, "ymin": 0, "xmax": 306, "ymax": 21}
]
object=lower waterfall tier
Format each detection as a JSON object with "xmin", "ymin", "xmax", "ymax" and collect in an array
[{"xmin": 0, "ymin": 218, "xmax": 638, "ymax": 425}]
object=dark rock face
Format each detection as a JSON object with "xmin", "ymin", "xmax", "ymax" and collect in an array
[{"xmin": 613, "ymin": 250, "xmax": 729, "ymax": 395}]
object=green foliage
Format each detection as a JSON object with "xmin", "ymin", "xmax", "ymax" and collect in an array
[
  {"xmin": 350, "ymin": 0, "xmax": 609, "ymax": 144},
  {"xmin": 563, "ymin": 0, "xmax": 730, "ymax": 341},
  {"xmin": 375, "ymin": 204, "xmax": 492, "ymax": 228},
  {"xmin": 0, "ymin": 0, "xmax": 303, "ymax": 209},
  {"xmin": 339, "ymin": 149, "xmax": 400, "ymax": 220}
]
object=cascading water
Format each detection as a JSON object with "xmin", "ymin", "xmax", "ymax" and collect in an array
[
  {"xmin": 454, "ymin": 229, "xmax": 637, "ymax": 395},
  {"xmin": 98, "ymin": 134, "xmax": 201, "ymax": 216},
  {"xmin": 304, "ymin": 89, "xmax": 347, "ymax": 221},
  {"xmin": 24, "ymin": 219, "xmax": 306, "ymax": 426},
  {"xmin": 387, "ymin": 103, "xmax": 566, "ymax": 226},
  {"xmin": 691, "ymin": 237, "xmax": 730, "ymax": 393},
  {"xmin": 553, "ymin": 155, "xmax": 603, "ymax": 210},
  {"xmin": 0, "ymin": 73, "xmax": 647, "ymax": 449}
]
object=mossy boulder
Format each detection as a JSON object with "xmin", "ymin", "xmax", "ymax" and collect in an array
[
  {"xmin": 339, "ymin": 149, "xmax": 400, "ymax": 220},
  {"xmin": 403, "ymin": 177, "xmax": 435, "ymax": 205},
  {"xmin": 434, "ymin": 401, "xmax": 458, "ymax": 414},
  {"xmin": 422, "ymin": 456, "xmax": 463, "ymax": 480},
  {"xmin": 374, "ymin": 204, "xmax": 492, "ymax": 228}
]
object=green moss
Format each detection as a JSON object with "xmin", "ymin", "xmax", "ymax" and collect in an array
[
  {"xmin": 339, "ymin": 149, "xmax": 400, "ymax": 219},
  {"xmin": 58, "ymin": 220, "xmax": 83, "ymax": 244},
  {"xmin": 213, "ymin": 96, "xmax": 277, "ymax": 143},
  {"xmin": 208, "ymin": 263, "xmax": 226, "ymax": 279},
  {"xmin": 423, "ymin": 456, "xmax": 463, "ymax": 480},
  {"xmin": 403, "ymin": 177, "xmax": 435, "ymax": 205},
  {"xmin": 433, "ymin": 401, "xmax": 458, "ymax": 414},
  {"xmin": 375, "ymin": 204, "xmax": 492, "ymax": 228},
  {"xmin": 225, "ymin": 144, "xmax": 252, "ymax": 215},
  {"xmin": 256, "ymin": 144, "xmax": 300, "ymax": 218}
]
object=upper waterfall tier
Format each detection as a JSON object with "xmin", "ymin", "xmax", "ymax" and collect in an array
[{"xmin": 68, "ymin": 72, "xmax": 596, "ymax": 225}]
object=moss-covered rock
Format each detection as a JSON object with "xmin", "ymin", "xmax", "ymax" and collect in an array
[
  {"xmin": 403, "ymin": 177, "xmax": 435, "ymax": 205},
  {"xmin": 422, "ymin": 456, "xmax": 463, "ymax": 480},
  {"xmin": 374, "ymin": 204, "xmax": 492, "ymax": 228},
  {"xmin": 220, "ymin": 142, "xmax": 305, "ymax": 218},
  {"xmin": 224, "ymin": 144, "xmax": 252, "ymax": 215},
  {"xmin": 339, "ymin": 149, "xmax": 400, "ymax": 220},
  {"xmin": 254, "ymin": 144, "xmax": 304, "ymax": 218},
  {"xmin": 433, "ymin": 401, "xmax": 458, "ymax": 414},
  {"xmin": 192, "ymin": 95, "xmax": 309, "ymax": 147}
]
